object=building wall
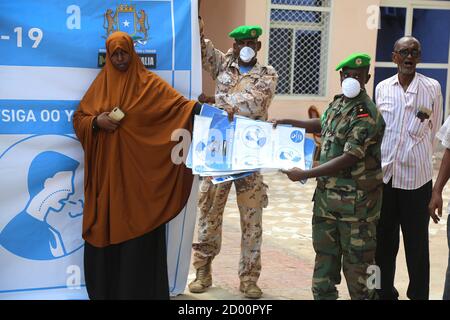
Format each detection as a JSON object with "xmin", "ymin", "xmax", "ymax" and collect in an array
[{"xmin": 200, "ymin": 0, "xmax": 381, "ymax": 120}]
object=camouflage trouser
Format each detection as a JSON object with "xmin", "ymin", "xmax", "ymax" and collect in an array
[
  {"xmin": 192, "ymin": 172, "xmax": 268, "ymax": 283},
  {"xmin": 312, "ymin": 214, "xmax": 378, "ymax": 300}
]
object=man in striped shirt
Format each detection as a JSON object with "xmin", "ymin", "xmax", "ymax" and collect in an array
[
  {"xmin": 375, "ymin": 36, "xmax": 443, "ymax": 300},
  {"xmin": 428, "ymin": 116, "xmax": 450, "ymax": 300}
]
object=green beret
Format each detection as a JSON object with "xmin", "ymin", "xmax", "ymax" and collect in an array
[
  {"xmin": 335, "ymin": 53, "xmax": 371, "ymax": 71},
  {"xmin": 229, "ymin": 25, "xmax": 262, "ymax": 40}
]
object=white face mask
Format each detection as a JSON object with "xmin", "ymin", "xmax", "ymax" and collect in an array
[
  {"xmin": 341, "ymin": 77, "xmax": 361, "ymax": 99},
  {"xmin": 239, "ymin": 46, "xmax": 256, "ymax": 63}
]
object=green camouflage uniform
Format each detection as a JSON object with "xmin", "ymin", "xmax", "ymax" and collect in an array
[
  {"xmin": 312, "ymin": 91, "xmax": 385, "ymax": 300},
  {"xmin": 192, "ymin": 23, "xmax": 277, "ymax": 284}
]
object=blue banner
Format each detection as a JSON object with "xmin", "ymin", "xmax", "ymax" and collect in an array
[
  {"xmin": 0, "ymin": 0, "xmax": 191, "ymax": 70},
  {"xmin": 0, "ymin": 100, "xmax": 78, "ymax": 134}
]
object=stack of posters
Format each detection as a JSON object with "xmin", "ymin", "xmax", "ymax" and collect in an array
[{"xmin": 187, "ymin": 104, "xmax": 316, "ymax": 184}]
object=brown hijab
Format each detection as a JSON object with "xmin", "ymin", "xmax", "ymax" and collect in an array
[{"xmin": 73, "ymin": 32, "xmax": 196, "ymax": 247}]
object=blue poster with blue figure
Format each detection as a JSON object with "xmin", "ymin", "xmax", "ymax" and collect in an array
[
  {"xmin": 272, "ymin": 125, "xmax": 306, "ymax": 170},
  {"xmin": 204, "ymin": 113, "xmax": 235, "ymax": 171},
  {"xmin": 0, "ymin": 135, "xmax": 86, "ymax": 299},
  {"xmin": 0, "ymin": 0, "xmax": 201, "ymax": 299},
  {"xmin": 0, "ymin": 151, "xmax": 82, "ymax": 260}
]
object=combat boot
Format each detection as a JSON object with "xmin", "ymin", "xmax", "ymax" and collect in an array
[
  {"xmin": 239, "ymin": 281, "xmax": 262, "ymax": 299},
  {"xmin": 188, "ymin": 263, "xmax": 212, "ymax": 293}
]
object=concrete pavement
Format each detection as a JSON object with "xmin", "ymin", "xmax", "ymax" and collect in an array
[{"xmin": 173, "ymin": 155, "xmax": 450, "ymax": 300}]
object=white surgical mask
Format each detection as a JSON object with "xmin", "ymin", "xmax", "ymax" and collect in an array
[
  {"xmin": 341, "ymin": 77, "xmax": 361, "ymax": 99},
  {"xmin": 239, "ymin": 47, "xmax": 255, "ymax": 63}
]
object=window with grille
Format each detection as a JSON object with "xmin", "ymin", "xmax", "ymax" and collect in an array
[{"xmin": 268, "ymin": 0, "xmax": 331, "ymax": 97}]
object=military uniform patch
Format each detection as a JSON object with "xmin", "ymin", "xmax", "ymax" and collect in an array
[{"xmin": 356, "ymin": 103, "xmax": 369, "ymax": 118}]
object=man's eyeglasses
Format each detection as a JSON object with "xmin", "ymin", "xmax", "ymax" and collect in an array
[{"xmin": 394, "ymin": 49, "xmax": 421, "ymax": 58}]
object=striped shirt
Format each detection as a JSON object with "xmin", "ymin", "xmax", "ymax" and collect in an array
[
  {"xmin": 436, "ymin": 116, "xmax": 450, "ymax": 215},
  {"xmin": 375, "ymin": 72, "xmax": 443, "ymax": 190},
  {"xmin": 437, "ymin": 116, "xmax": 450, "ymax": 149}
]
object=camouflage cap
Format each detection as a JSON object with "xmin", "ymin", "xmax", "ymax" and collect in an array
[
  {"xmin": 229, "ymin": 25, "xmax": 263, "ymax": 40},
  {"xmin": 335, "ymin": 53, "xmax": 371, "ymax": 71}
]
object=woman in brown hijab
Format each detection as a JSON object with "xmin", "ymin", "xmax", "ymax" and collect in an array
[{"xmin": 73, "ymin": 32, "xmax": 201, "ymax": 300}]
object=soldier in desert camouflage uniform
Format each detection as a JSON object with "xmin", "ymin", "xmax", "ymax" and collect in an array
[
  {"xmin": 188, "ymin": 19, "xmax": 277, "ymax": 299},
  {"xmin": 273, "ymin": 53, "xmax": 385, "ymax": 300}
]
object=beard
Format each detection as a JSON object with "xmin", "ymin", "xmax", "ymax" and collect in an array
[{"xmin": 398, "ymin": 64, "xmax": 416, "ymax": 76}]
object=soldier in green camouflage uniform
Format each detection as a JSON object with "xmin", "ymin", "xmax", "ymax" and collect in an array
[
  {"xmin": 275, "ymin": 53, "xmax": 385, "ymax": 300},
  {"xmin": 189, "ymin": 21, "xmax": 277, "ymax": 299}
]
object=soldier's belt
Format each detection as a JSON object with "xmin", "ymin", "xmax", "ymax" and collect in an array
[{"xmin": 316, "ymin": 177, "xmax": 383, "ymax": 194}]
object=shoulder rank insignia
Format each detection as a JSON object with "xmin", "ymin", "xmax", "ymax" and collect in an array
[{"xmin": 356, "ymin": 103, "xmax": 370, "ymax": 119}]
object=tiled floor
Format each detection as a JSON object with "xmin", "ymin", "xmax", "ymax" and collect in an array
[{"xmin": 175, "ymin": 154, "xmax": 450, "ymax": 300}]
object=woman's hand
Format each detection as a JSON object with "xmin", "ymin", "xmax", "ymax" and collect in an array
[{"xmin": 95, "ymin": 112, "xmax": 120, "ymax": 132}]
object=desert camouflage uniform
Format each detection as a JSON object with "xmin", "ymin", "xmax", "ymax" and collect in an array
[
  {"xmin": 191, "ymin": 24, "xmax": 277, "ymax": 283},
  {"xmin": 199, "ymin": 22, "xmax": 278, "ymax": 121},
  {"xmin": 193, "ymin": 173, "xmax": 269, "ymax": 283},
  {"xmin": 312, "ymin": 91, "xmax": 385, "ymax": 300}
]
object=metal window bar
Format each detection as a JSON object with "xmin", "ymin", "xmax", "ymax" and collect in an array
[
  {"xmin": 271, "ymin": 0, "xmax": 331, "ymax": 8},
  {"xmin": 268, "ymin": 2, "xmax": 331, "ymax": 96}
]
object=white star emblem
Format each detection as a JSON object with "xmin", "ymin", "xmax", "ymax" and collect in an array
[{"xmin": 123, "ymin": 20, "xmax": 130, "ymax": 27}]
